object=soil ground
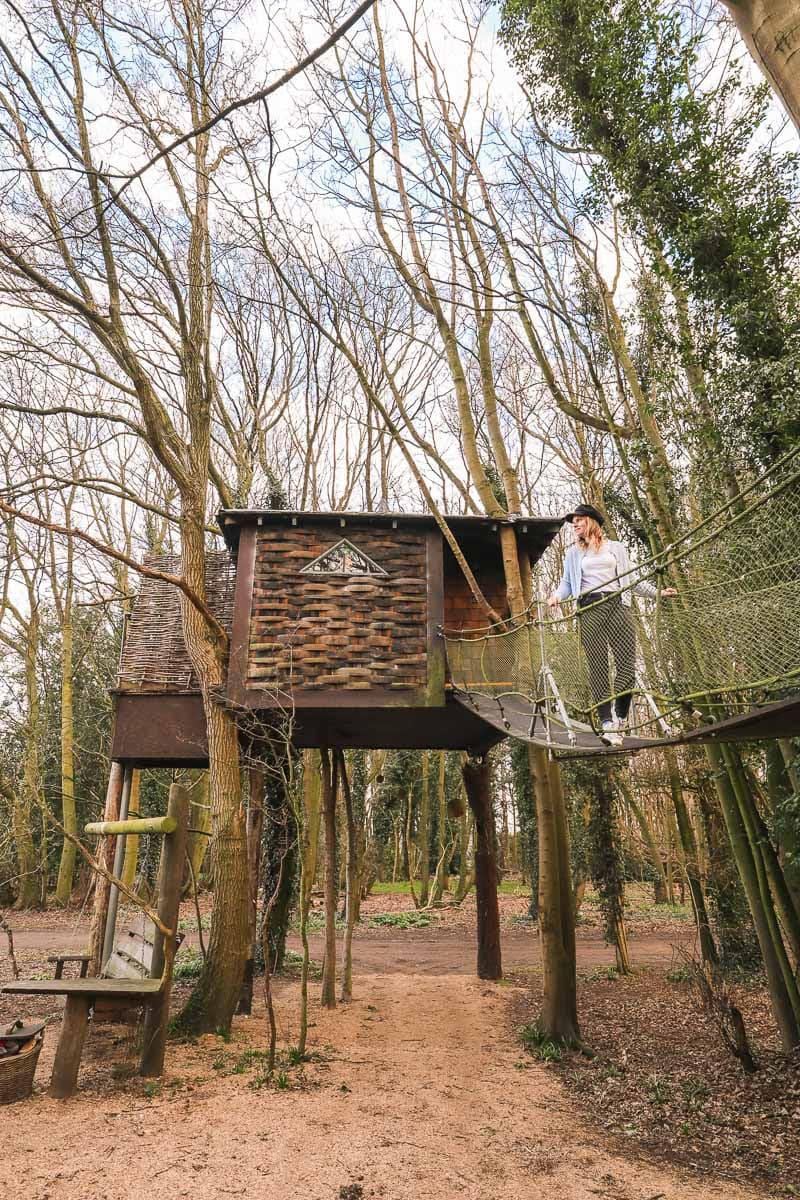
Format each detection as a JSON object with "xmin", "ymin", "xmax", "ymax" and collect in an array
[{"xmin": 0, "ymin": 887, "xmax": 792, "ymax": 1200}]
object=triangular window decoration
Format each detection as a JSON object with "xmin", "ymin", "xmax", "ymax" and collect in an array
[{"xmin": 299, "ymin": 538, "xmax": 388, "ymax": 576}]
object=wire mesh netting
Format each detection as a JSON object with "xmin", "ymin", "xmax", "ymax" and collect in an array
[{"xmin": 444, "ymin": 451, "xmax": 800, "ymax": 742}]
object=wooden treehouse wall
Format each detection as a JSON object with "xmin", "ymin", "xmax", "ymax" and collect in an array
[{"xmin": 246, "ymin": 523, "xmax": 429, "ymax": 693}]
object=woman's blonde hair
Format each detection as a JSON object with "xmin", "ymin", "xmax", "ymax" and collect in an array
[{"xmin": 576, "ymin": 517, "xmax": 604, "ymax": 551}]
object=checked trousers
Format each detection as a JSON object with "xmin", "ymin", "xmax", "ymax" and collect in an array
[{"xmin": 577, "ymin": 592, "xmax": 636, "ymax": 724}]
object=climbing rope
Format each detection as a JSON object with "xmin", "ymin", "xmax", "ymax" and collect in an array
[{"xmin": 443, "ymin": 450, "xmax": 800, "ymax": 741}]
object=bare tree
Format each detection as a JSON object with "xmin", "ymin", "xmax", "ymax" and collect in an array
[{"xmin": 0, "ymin": 0, "xmax": 255, "ymax": 1031}]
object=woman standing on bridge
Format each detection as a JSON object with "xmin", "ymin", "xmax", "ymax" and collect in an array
[{"xmin": 547, "ymin": 504, "xmax": 675, "ymax": 745}]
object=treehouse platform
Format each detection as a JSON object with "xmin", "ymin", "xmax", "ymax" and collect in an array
[{"xmin": 111, "ymin": 509, "xmax": 561, "ymax": 760}]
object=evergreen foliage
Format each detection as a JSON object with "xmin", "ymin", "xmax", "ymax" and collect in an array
[{"xmin": 499, "ymin": 0, "xmax": 800, "ymax": 460}]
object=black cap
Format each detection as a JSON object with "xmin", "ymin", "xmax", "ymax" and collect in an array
[{"xmin": 564, "ymin": 503, "xmax": 605, "ymax": 527}]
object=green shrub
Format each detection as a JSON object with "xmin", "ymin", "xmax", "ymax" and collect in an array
[
  {"xmin": 644, "ymin": 1074, "xmax": 670, "ymax": 1105},
  {"xmin": 519, "ymin": 1023, "xmax": 564, "ymax": 1062},
  {"xmin": 367, "ymin": 911, "xmax": 432, "ymax": 930},
  {"xmin": 173, "ymin": 948, "xmax": 204, "ymax": 980}
]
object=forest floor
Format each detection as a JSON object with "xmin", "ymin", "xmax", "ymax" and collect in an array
[{"xmin": 0, "ymin": 885, "xmax": 797, "ymax": 1199}]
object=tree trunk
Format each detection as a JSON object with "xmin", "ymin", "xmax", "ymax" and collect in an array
[
  {"xmin": 666, "ymin": 750, "xmax": 718, "ymax": 967},
  {"xmin": 337, "ymin": 750, "xmax": 358, "ymax": 1002},
  {"xmin": 14, "ymin": 619, "xmax": 42, "ymax": 909},
  {"xmin": 512, "ymin": 740, "xmax": 538, "ymax": 917},
  {"xmin": 177, "ymin": 701, "xmax": 249, "ymax": 1034},
  {"xmin": 503, "ymin": 532, "xmax": 578, "ymax": 1033},
  {"xmin": 401, "ymin": 787, "xmax": 411, "ymax": 883},
  {"xmin": 86, "ymin": 762, "xmax": 124, "ymax": 973},
  {"xmin": 462, "ymin": 755, "xmax": 502, "ymax": 980},
  {"xmin": 177, "ymin": 499, "xmax": 250, "ymax": 1035},
  {"xmin": 589, "ymin": 770, "xmax": 631, "ymax": 975},
  {"xmin": 770, "ymin": 740, "xmax": 800, "ymax": 912},
  {"xmin": 391, "ymin": 813, "xmax": 401, "ymax": 883},
  {"xmin": 709, "ymin": 742, "xmax": 800, "ymax": 1049},
  {"xmin": 454, "ymin": 807, "xmax": 474, "ymax": 902},
  {"xmin": 529, "ymin": 746, "xmax": 580, "ymax": 1043},
  {"xmin": 121, "ymin": 770, "xmax": 142, "ymax": 892},
  {"xmin": 664, "ymin": 809, "xmax": 676, "ymax": 905},
  {"xmin": 181, "ymin": 770, "xmax": 211, "ymax": 897},
  {"xmin": 418, "ymin": 751, "xmax": 430, "ymax": 906},
  {"xmin": 738, "ymin": 761, "xmax": 800, "ymax": 964},
  {"xmin": 238, "ymin": 767, "xmax": 264, "ymax": 1016},
  {"xmin": 500, "ymin": 786, "xmax": 510, "ymax": 872},
  {"xmin": 432, "ymin": 750, "xmax": 449, "ymax": 902},
  {"xmin": 619, "ymin": 776, "xmax": 668, "ymax": 905},
  {"xmin": 259, "ymin": 747, "xmax": 298, "ymax": 974},
  {"xmin": 696, "ymin": 773, "xmax": 758, "ymax": 968},
  {"xmin": 141, "ymin": 784, "xmax": 190, "ymax": 1076},
  {"xmin": 780, "ymin": 738, "xmax": 800, "ymax": 793},
  {"xmin": 320, "ymin": 748, "xmax": 338, "ymax": 1009},
  {"xmin": 53, "ymin": 609, "xmax": 76, "ymax": 906},
  {"xmin": 11, "ymin": 783, "xmax": 38, "ymax": 910},
  {"xmin": 298, "ymin": 750, "xmax": 321, "ymax": 1056},
  {"xmin": 722, "ymin": 1, "xmax": 800, "ymax": 133}
]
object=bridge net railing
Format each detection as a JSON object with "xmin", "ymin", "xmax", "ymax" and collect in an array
[{"xmin": 443, "ymin": 452, "xmax": 800, "ymax": 739}]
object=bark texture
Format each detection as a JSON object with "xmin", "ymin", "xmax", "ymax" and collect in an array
[
  {"xmin": 529, "ymin": 746, "xmax": 580, "ymax": 1043},
  {"xmin": 320, "ymin": 748, "xmax": 338, "ymax": 1008},
  {"xmin": 723, "ymin": 1, "xmax": 800, "ymax": 133},
  {"xmin": 462, "ymin": 756, "xmax": 502, "ymax": 981}
]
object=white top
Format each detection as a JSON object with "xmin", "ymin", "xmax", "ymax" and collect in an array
[
  {"xmin": 556, "ymin": 540, "xmax": 658, "ymax": 607},
  {"xmin": 579, "ymin": 545, "xmax": 618, "ymax": 593}
]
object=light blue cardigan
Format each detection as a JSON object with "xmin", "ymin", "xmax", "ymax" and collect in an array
[{"xmin": 555, "ymin": 540, "xmax": 657, "ymax": 607}]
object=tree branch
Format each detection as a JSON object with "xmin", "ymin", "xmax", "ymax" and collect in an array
[
  {"xmin": 119, "ymin": 0, "xmax": 377, "ymax": 192},
  {"xmin": 0, "ymin": 497, "xmax": 228, "ymax": 648}
]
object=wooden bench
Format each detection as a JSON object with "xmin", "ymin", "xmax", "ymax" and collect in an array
[
  {"xmin": 1, "ymin": 976, "xmax": 164, "ymax": 1098},
  {"xmin": 2, "ymin": 924, "xmax": 185, "ymax": 1098},
  {"xmin": 49, "ymin": 923, "xmax": 182, "ymax": 1012},
  {"xmin": 2, "ymin": 785, "xmax": 190, "ymax": 1099},
  {"xmin": 47, "ymin": 954, "xmax": 90, "ymax": 980}
]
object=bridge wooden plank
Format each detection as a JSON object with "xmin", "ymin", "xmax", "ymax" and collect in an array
[{"xmin": 452, "ymin": 691, "xmax": 800, "ymax": 755}]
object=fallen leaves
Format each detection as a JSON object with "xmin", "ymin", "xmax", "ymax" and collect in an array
[{"xmin": 512, "ymin": 965, "xmax": 800, "ymax": 1195}]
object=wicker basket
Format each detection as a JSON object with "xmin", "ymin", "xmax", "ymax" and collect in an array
[{"xmin": 0, "ymin": 1035, "xmax": 43, "ymax": 1105}]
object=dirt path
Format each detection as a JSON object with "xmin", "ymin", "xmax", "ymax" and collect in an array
[
  {"xmin": 0, "ymin": 971, "xmax": 759, "ymax": 1200},
  {"xmin": 8, "ymin": 923, "xmax": 691, "ymax": 975},
  {"xmin": 283, "ymin": 928, "xmax": 690, "ymax": 974}
]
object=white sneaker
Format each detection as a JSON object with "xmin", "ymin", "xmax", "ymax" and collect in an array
[{"xmin": 601, "ymin": 719, "xmax": 623, "ymax": 747}]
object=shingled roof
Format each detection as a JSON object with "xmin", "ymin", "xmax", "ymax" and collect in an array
[{"xmin": 116, "ymin": 551, "xmax": 235, "ymax": 694}]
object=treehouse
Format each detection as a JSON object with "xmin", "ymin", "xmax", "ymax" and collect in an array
[{"xmin": 111, "ymin": 509, "xmax": 561, "ymax": 761}]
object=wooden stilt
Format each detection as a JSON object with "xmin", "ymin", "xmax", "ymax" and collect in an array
[
  {"xmin": 139, "ymin": 783, "xmax": 189, "ymax": 1077},
  {"xmin": 86, "ymin": 762, "xmax": 125, "ymax": 975},
  {"xmin": 238, "ymin": 766, "xmax": 265, "ymax": 1015},
  {"xmin": 462, "ymin": 755, "xmax": 502, "ymax": 981},
  {"xmin": 49, "ymin": 994, "xmax": 91, "ymax": 1099},
  {"xmin": 101, "ymin": 765, "xmax": 133, "ymax": 969}
]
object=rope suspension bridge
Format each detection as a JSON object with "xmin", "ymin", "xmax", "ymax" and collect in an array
[{"xmin": 444, "ymin": 450, "xmax": 800, "ymax": 756}]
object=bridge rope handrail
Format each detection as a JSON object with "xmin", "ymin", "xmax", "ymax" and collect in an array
[{"xmin": 442, "ymin": 449, "xmax": 800, "ymax": 739}]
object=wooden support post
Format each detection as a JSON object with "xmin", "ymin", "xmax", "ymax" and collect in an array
[
  {"xmin": 121, "ymin": 768, "xmax": 142, "ymax": 890},
  {"xmin": 87, "ymin": 762, "xmax": 125, "ymax": 975},
  {"xmin": 49, "ymin": 994, "xmax": 92, "ymax": 1099},
  {"xmin": 238, "ymin": 766, "xmax": 265, "ymax": 1015},
  {"xmin": 102, "ymin": 765, "xmax": 133, "ymax": 970},
  {"xmin": 462, "ymin": 755, "xmax": 502, "ymax": 981},
  {"xmin": 320, "ymin": 748, "xmax": 338, "ymax": 1009},
  {"xmin": 140, "ymin": 783, "xmax": 190, "ymax": 1077}
]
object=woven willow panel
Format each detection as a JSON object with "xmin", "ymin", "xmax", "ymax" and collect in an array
[{"xmin": 116, "ymin": 551, "xmax": 235, "ymax": 694}]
